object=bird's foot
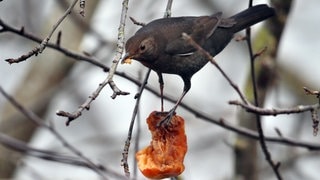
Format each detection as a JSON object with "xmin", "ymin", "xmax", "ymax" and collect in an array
[{"xmin": 156, "ymin": 109, "xmax": 176, "ymax": 127}]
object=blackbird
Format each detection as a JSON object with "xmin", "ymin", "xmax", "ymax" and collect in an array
[{"xmin": 122, "ymin": 4, "xmax": 275, "ymax": 125}]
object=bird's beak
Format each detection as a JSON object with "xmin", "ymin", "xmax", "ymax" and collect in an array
[{"xmin": 121, "ymin": 52, "xmax": 133, "ymax": 64}]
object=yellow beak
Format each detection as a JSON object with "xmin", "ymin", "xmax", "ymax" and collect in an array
[{"xmin": 121, "ymin": 53, "xmax": 133, "ymax": 64}]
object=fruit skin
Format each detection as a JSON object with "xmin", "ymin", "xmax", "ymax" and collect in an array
[{"xmin": 136, "ymin": 111, "xmax": 187, "ymax": 179}]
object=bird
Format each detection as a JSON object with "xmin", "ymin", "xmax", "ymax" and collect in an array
[{"xmin": 122, "ymin": 4, "xmax": 275, "ymax": 126}]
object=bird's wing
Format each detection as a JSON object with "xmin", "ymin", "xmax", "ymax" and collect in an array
[
  {"xmin": 165, "ymin": 38, "xmax": 197, "ymax": 56},
  {"xmin": 192, "ymin": 12, "xmax": 222, "ymax": 39},
  {"xmin": 165, "ymin": 13, "xmax": 223, "ymax": 56}
]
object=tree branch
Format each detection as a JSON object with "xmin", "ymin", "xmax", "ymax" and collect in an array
[
  {"xmin": 56, "ymin": 0, "xmax": 131, "ymax": 125},
  {"xmin": 0, "ymin": 19, "xmax": 109, "ymax": 71},
  {"xmin": 5, "ymin": 0, "xmax": 79, "ymax": 64},
  {"xmin": 0, "ymin": 86, "xmax": 108, "ymax": 179},
  {"xmin": 229, "ymin": 100, "xmax": 319, "ymax": 116}
]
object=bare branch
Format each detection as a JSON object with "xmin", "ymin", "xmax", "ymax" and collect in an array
[
  {"xmin": 104, "ymin": 0, "xmax": 130, "ymax": 98},
  {"xmin": 311, "ymin": 109, "xmax": 319, "ymax": 136},
  {"xmin": 0, "ymin": 133, "xmax": 105, "ymax": 170},
  {"xmin": 303, "ymin": 87, "xmax": 320, "ymax": 96},
  {"xmin": 0, "ymin": 86, "xmax": 108, "ymax": 179},
  {"xmin": 129, "ymin": 17, "xmax": 145, "ymax": 26},
  {"xmin": 164, "ymin": 0, "xmax": 173, "ymax": 18},
  {"xmin": 304, "ymin": 87, "xmax": 320, "ymax": 105},
  {"xmin": 187, "ymin": 107, "xmax": 320, "ymax": 150},
  {"xmin": 79, "ymin": 0, "xmax": 85, "ymax": 17},
  {"xmin": 0, "ymin": 19, "xmax": 108, "ymax": 71},
  {"xmin": 230, "ymin": 98, "xmax": 320, "ymax": 136},
  {"xmin": 0, "ymin": 133, "xmax": 130, "ymax": 180},
  {"xmin": 245, "ymin": 14, "xmax": 282, "ymax": 179},
  {"xmin": 56, "ymin": 77, "xmax": 130, "ymax": 126},
  {"xmin": 229, "ymin": 100, "xmax": 319, "ymax": 116},
  {"xmin": 5, "ymin": 0, "xmax": 79, "ymax": 63},
  {"xmin": 121, "ymin": 69, "xmax": 151, "ymax": 176},
  {"xmin": 182, "ymin": 33, "xmax": 248, "ymax": 104},
  {"xmin": 56, "ymin": 0, "xmax": 131, "ymax": 125}
]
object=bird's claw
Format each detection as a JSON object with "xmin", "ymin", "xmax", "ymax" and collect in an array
[{"xmin": 156, "ymin": 110, "xmax": 176, "ymax": 127}]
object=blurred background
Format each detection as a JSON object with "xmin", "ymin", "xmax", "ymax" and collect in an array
[{"xmin": 1, "ymin": 0, "xmax": 320, "ymax": 179}]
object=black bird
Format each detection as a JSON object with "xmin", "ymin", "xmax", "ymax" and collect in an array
[{"xmin": 122, "ymin": 4, "xmax": 275, "ymax": 125}]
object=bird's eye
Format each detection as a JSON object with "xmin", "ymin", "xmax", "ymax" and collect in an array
[{"xmin": 140, "ymin": 44, "xmax": 146, "ymax": 51}]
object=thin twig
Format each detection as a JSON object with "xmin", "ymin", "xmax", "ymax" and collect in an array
[
  {"xmin": 79, "ymin": 0, "xmax": 85, "ymax": 17},
  {"xmin": 5, "ymin": 0, "xmax": 78, "ymax": 63},
  {"xmin": 40, "ymin": 0, "xmax": 79, "ymax": 53},
  {"xmin": 57, "ymin": 0, "xmax": 113, "ymax": 47},
  {"xmin": 164, "ymin": 0, "xmax": 173, "ymax": 18},
  {"xmin": 56, "ymin": 75, "xmax": 130, "ymax": 125},
  {"xmin": 181, "ymin": 103, "xmax": 320, "ymax": 150},
  {"xmin": 311, "ymin": 109, "xmax": 319, "ymax": 136},
  {"xmin": 0, "ymin": 18, "xmax": 108, "ymax": 70},
  {"xmin": 129, "ymin": 17, "xmax": 145, "ymax": 26},
  {"xmin": 105, "ymin": 0, "xmax": 130, "ymax": 98},
  {"xmin": 181, "ymin": 33, "xmax": 248, "ymax": 104},
  {"xmin": 121, "ymin": 69, "xmax": 151, "ymax": 177},
  {"xmin": 56, "ymin": 0, "xmax": 131, "ymax": 124},
  {"xmin": 132, "ymin": 71, "xmax": 144, "ymax": 178},
  {"xmin": 245, "ymin": 2, "xmax": 282, "ymax": 177},
  {"xmin": 229, "ymin": 100, "xmax": 320, "ymax": 115}
]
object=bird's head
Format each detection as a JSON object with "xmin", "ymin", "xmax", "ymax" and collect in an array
[{"xmin": 121, "ymin": 35, "xmax": 159, "ymax": 64}]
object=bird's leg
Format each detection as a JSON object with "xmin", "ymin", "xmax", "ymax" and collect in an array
[
  {"xmin": 157, "ymin": 90, "xmax": 188, "ymax": 127},
  {"xmin": 157, "ymin": 72, "xmax": 164, "ymax": 112},
  {"xmin": 157, "ymin": 76, "xmax": 191, "ymax": 127}
]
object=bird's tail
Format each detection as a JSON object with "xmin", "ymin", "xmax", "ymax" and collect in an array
[{"xmin": 230, "ymin": 4, "xmax": 275, "ymax": 33}]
